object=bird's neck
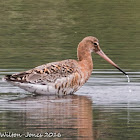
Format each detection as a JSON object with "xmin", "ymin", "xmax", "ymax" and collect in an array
[{"xmin": 77, "ymin": 43, "xmax": 93, "ymax": 82}]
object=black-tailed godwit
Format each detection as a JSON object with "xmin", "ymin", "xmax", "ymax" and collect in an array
[{"xmin": 4, "ymin": 36, "xmax": 129, "ymax": 95}]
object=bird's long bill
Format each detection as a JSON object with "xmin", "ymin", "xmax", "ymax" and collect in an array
[{"xmin": 96, "ymin": 49, "xmax": 128, "ymax": 76}]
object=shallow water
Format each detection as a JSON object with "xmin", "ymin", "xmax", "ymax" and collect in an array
[
  {"xmin": 0, "ymin": 0, "xmax": 140, "ymax": 139},
  {"xmin": 0, "ymin": 69, "xmax": 140, "ymax": 140}
]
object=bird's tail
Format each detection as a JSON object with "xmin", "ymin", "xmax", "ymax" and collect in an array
[
  {"xmin": 4, "ymin": 72, "xmax": 28, "ymax": 83},
  {"xmin": 4, "ymin": 74, "xmax": 16, "ymax": 81}
]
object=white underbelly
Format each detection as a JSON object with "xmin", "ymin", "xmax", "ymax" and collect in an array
[
  {"xmin": 7, "ymin": 73, "xmax": 83, "ymax": 95},
  {"xmin": 10, "ymin": 81, "xmax": 76, "ymax": 95}
]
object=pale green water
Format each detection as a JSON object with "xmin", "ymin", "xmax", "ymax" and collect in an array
[{"xmin": 0, "ymin": 0, "xmax": 140, "ymax": 140}]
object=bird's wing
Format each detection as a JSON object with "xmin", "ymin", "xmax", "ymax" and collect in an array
[{"xmin": 5, "ymin": 59, "xmax": 81, "ymax": 85}]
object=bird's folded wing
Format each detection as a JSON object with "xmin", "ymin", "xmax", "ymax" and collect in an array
[{"xmin": 5, "ymin": 59, "xmax": 81, "ymax": 84}]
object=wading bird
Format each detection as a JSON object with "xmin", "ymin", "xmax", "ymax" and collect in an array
[{"xmin": 5, "ymin": 36, "xmax": 129, "ymax": 95}]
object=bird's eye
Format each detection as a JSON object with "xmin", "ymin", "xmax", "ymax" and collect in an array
[{"xmin": 93, "ymin": 42, "xmax": 98, "ymax": 46}]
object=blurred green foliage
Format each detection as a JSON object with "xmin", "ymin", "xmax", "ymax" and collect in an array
[{"xmin": 0, "ymin": 0, "xmax": 139, "ymax": 70}]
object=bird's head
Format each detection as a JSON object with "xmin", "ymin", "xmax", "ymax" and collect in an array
[{"xmin": 78, "ymin": 36, "xmax": 129, "ymax": 79}]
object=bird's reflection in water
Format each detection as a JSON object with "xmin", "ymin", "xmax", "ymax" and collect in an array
[{"xmin": 9, "ymin": 94, "xmax": 93, "ymax": 140}]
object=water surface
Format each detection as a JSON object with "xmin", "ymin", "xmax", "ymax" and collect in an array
[
  {"xmin": 0, "ymin": 0, "xmax": 140, "ymax": 140},
  {"xmin": 0, "ymin": 70, "xmax": 140, "ymax": 140}
]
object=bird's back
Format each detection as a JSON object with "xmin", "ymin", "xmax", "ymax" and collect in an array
[{"xmin": 5, "ymin": 59, "xmax": 83, "ymax": 95}]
